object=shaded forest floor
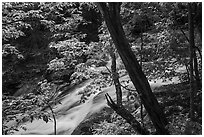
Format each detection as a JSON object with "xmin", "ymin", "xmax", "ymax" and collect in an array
[{"xmin": 72, "ymin": 82, "xmax": 202, "ymax": 135}]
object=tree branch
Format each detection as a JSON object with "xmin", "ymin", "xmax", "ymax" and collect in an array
[
  {"xmin": 180, "ymin": 27, "xmax": 202, "ymax": 60},
  {"xmin": 105, "ymin": 93, "xmax": 149, "ymax": 135}
]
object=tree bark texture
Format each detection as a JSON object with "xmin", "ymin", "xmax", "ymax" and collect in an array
[{"xmin": 96, "ymin": 2, "xmax": 169, "ymax": 134}]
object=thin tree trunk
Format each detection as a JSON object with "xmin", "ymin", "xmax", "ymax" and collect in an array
[
  {"xmin": 105, "ymin": 93, "xmax": 149, "ymax": 134},
  {"xmin": 109, "ymin": 46, "xmax": 122, "ymax": 106},
  {"xmin": 193, "ymin": 53, "xmax": 201, "ymax": 89},
  {"xmin": 185, "ymin": 64, "xmax": 190, "ymax": 83},
  {"xmin": 48, "ymin": 105, "xmax": 57, "ymax": 135},
  {"xmin": 180, "ymin": 27, "xmax": 202, "ymax": 61},
  {"xmin": 194, "ymin": 3, "xmax": 202, "ymax": 43},
  {"xmin": 180, "ymin": 22, "xmax": 201, "ymax": 90},
  {"xmin": 107, "ymin": 45, "xmax": 148, "ymax": 134},
  {"xmin": 188, "ymin": 3, "xmax": 196, "ymax": 121},
  {"xmin": 96, "ymin": 3, "xmax": 169, "ymax": 134},
  {"xmin": 140, "ymin": 33, "xmax": 144, "ymax": 128}
]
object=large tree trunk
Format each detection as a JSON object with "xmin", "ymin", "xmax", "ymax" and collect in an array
[{"xmin": 96, "ymin": 3, "xmax": 169, "ymax": 134}]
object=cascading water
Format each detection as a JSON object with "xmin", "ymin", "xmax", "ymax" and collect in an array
[
  {"xmin": 13, "ymin": 79, "xmax": 116, "ymax": 135},
  {"xmin": 12, "ymin": 75, "xmax": 180, "ymax": 135}
]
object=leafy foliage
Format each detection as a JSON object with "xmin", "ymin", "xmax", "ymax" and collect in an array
[
  {"xmin": 2, "ymin": 80, "xmax": 60, "ymax": 134},
  {"xmin": 2, "ymin": 2, "xmax": 102, "ymax": 95},
  {"xmin": 2, "ymin": 2, "xmax": 202, "ymax": 135},
  {"xmin": 121, "ymin": 2, "xmax": 201, "ymax": 83},
  {"xmin": 92, "ymin": 119, "xmax": 135, "ymax": 135},
  {"xmin": 49, "ymin": 38, "xmax": 90, "ymax": 70}
]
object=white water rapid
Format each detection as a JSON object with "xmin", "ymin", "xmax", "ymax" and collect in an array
[{"xmin": 12, "ymin": 75, "xmax": 180, "ymax": 135}]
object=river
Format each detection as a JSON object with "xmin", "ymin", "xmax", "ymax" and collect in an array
[{"xmin": 11, "ymin": 73, "xmax": 181, "ymax": 135}]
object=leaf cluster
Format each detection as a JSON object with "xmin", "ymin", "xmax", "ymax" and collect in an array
[{"xmin": 2, "ymin": 80, "xmax": 61, "ymax": 134}]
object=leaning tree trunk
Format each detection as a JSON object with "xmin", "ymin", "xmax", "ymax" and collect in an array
[{"xmin": 96, "ymin": 3, "xmax": 169, "ymax": 134}]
